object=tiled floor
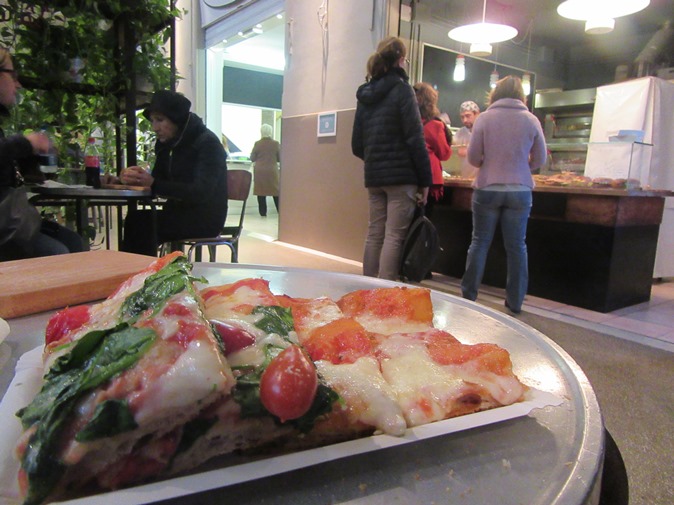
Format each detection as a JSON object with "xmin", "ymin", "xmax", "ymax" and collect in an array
[{"xmin": 233, "ymin": 196, "xmax": 674, "ymax": 353}]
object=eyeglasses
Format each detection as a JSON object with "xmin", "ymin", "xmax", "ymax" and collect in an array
[{"xmin": 0, "ymin": 68, "xmax": 19, "ymax": 81}]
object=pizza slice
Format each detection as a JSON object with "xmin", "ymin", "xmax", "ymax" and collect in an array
[
  {"xmin": 14, "ymin": 253, "xmax": 236, "ymax": 505},
  {"xmin": 336, "ymin": 287, "xmax": 527, "ymax": 426}
]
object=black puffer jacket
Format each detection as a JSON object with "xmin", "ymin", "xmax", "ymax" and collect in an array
[
  {"xmin": 351, "ymin": 67, "xmax": 431, "ymax": 188},
  {"xmin": 151, "ymin": 112, "xmax": 228, "ymax": 236}
]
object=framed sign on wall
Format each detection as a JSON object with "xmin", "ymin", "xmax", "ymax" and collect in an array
[{"xmin": 317, "ymin": 111, "xmax": 337, "ymax": 137}]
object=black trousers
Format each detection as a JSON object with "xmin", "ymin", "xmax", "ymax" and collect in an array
[{"xmin": 257, "ymin": 196, "xmax": 279, "ymax": 216}]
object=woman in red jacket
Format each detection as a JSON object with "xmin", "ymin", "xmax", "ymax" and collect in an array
[{"xmin": 413, "ymin": 82, "xmax": 451, "ymax": 216}]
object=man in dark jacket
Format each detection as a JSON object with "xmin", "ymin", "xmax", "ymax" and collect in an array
[
  {"xmin": 351, "ymin": 37, "xmax": 431, "ymax": 280},
  {"xmin": 120, "ymin": 90, "xmax": 228, "ymax": 256}
]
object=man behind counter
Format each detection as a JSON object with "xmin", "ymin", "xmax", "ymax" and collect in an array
[
  {"xmin": 454, "ymin": 100, "xmax": 481, "ymax": 178},
  {"xmin": 119, "ymin": 90, "xmax": 228, "ymax": 256}
]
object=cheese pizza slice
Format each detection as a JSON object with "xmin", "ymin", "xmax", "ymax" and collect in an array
[{"xmin": 336, "ymin": 287, "xmax": 527, "ymax": 426}]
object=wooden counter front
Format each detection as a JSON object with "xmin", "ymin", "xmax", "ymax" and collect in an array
[{"xmin": 432, "ymin": 182, "xmax": 669, "ymax": 312}]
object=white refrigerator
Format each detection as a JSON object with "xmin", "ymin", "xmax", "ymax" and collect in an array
[{"xmin": 586, "ymin": 77, "xmax": 674, "ymax": 278}]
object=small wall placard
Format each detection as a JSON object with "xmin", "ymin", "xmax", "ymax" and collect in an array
[{"xmin": 317, "ymin": 111, "xmax": 337, "ymax": 137}]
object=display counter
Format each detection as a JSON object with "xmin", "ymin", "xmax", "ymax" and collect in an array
[{"xmin": 432, "ymin": 179, "xmax": 671, "ymax": 312}]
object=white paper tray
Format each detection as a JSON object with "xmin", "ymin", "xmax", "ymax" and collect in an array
[{"xmin": 0, "ymin": 343, "xmax": 560, "ymax": 505}]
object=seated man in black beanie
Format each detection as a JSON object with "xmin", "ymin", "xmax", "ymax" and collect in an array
[{"xmin": 119, "ymin": 90, "xmax": 228, "ymax": 256}]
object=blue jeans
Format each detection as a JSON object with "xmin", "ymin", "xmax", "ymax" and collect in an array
[
  {"xmin": 461, "ymin": 188, "xmax": 532, "ymax": 311},
  {"xmin": 363, "ymin": 184, "xmax": 417, "ymax": 280}
]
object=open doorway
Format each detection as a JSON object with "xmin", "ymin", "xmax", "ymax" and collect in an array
[{"xmin": 205, "ymin": 11, "xmax": 285, "ymax": 241}]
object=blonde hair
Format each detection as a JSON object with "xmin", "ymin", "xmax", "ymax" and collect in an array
[
  {"xmin": 366, "ymin": 37, "xmax": 407, "ymax": 81},
  {"xmin": 488, "ymin": 75, "xmax": 525, "ymax": 105}
]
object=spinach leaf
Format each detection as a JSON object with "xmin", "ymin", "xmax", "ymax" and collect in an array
[
  {"xmin": 75, "ymin": 399, "xmax": 138, "ymax": 442},
  {"xmin": 174, "ymin": 416, "xmax": 218, "ymax": 456},
  {"xmin": 252, "ymin": 306, "xmax": 294, "ymax": 337},
  {"xmin": 120, "ymin": 255, "xmax": 206, "ymax": 321},
  {"xmin": 17, "ymin": 326, "xmax": 157, "ymax": 505}
]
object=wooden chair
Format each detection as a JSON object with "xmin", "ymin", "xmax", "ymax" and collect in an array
[{"xmin": 163, "ymin": 169, "xmax": 252, "ymax": 262}]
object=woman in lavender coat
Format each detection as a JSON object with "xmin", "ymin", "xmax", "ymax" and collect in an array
[{"xmin": 460, "ymin": 76, "xmax": 547, "ymax": 314}]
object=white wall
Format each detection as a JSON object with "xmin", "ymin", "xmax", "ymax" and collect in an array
[{"xmin": 282, "ymin": 0, "xmax": 389, "ymax": 117}]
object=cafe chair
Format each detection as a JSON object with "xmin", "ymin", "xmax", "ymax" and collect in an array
[{"xmin": 163, "ymin": 169, "xmax": 252, "ymax": 263}]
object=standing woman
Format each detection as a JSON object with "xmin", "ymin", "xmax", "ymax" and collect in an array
[
  {"xmin": 249, "ymin": 123, "xmax": 280, "ymax": 217},
  {"xmin": 460, "ymin": 76, "xmax": 547, "ymax": 313},
  {"xmin": 413, "ymin": 82, "xmax": 452, "ymax": 216},
  {"xmin": 352, "ymin": 37, "xmax": 432, "ymax": 280}
]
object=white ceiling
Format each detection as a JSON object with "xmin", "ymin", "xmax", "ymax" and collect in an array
[{"xmin": 211, "ymin": 12, "xmax": 286, "ymax": 73}]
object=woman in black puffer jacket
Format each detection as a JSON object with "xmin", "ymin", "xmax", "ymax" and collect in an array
[{"xmin": 352, "ymin": 37, "xmax": 431, "ymax": 280}]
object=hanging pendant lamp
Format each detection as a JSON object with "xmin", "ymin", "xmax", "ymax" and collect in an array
[
  {"xmin": 448, "ymin": 0, "xmax": 518, "ymax": 57},
  {"xmin": 453, "ymin": 54, "xmax": 466, "ymax": 82},
  {"xmin": 557, "ymin": 0, "xmax": 650, "ymax": 35}
]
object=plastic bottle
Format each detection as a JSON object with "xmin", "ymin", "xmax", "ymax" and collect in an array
[
  {"xmin": 84, "ymin": 137, "xmax": 101, "ymax": 188},
  {"xmin": 39, "ymin": 126, "xmax": 58, "ymax": 175}
]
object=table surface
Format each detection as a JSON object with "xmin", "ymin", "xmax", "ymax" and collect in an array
[
  {"xmin": 0, "ymin": 263, "xmax": 603, "ymax": 505},
  {"xmin": 29, "ymin": 184, "xmax": 152, "ymax": 199}
]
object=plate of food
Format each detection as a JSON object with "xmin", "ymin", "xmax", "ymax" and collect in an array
[{"xmin": 0, "ymin": 254, "xmax": 592, "ymax": 505}]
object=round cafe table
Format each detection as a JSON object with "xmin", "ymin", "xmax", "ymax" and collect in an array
[{"xmin": 0, "ymin": 263, "xmax": 604, "ymax": 505}]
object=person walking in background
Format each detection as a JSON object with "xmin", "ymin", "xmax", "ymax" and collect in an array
[
  {"xmin": 352, "ymin": 36, "xmax": 432, "ymax": 280},
  {"xmin": 460, "ymin": 76, "xmax": 547, "ymax": 314},
  {"xmin": 250, "ymin": 123, "xmax": 280, "ymax": 217},
  {"xmin": 454, "ymin": 100, "xmax": 481, "ymax": 178},
  {"xmin": 413, "ymin": 82, "xmax": 452, "ymax": 217},
  {"xmin": 120, "ymin": 90, "xmax": 228, "ymax": 256},
  {"xmin": 0, "ymin": 47, "xmax": 87, "ymax": 261}
]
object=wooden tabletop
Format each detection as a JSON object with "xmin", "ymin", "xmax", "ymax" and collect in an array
[{"xmin": 0, "ymin": 250, "xmax": 156, "ymax": 319}]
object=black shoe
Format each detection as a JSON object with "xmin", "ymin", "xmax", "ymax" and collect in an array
[{"xmin": 505, "ymin": 300, "xmax": 521, "ymax": 314}]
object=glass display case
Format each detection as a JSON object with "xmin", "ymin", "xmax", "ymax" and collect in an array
[{"xmin": 584, "ymin": 141, "xmax": 653, "ymax": 184}]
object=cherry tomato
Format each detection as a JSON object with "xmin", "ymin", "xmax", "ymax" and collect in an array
[
  {"xmin": 45, "ymin": 305, "xmax": 91, "ymax": 345},
  {"xmin": 259, "ymin": 345, "xmax": 318, "ymax": 422},
  {"xmin": 210, "ymin": 319, "xmax": 256, "ymax": 355}
]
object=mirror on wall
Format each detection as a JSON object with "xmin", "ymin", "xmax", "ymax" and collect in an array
[{"xmin": 420, "ymin": 44, "xmax": 536, "ymax": 128}]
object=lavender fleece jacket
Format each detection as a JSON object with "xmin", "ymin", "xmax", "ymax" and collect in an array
[{"xmin": 467, "ymin": 98, "xmax": 547, "ymax": 189}]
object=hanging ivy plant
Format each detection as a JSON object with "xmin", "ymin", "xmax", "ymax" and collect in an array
[{"xmin": 0, "ymin": 0, "xmax": 181, "ymax": 172}]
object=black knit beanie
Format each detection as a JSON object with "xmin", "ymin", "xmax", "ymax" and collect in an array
[{"xmin": 143, "ymin": 90, "xmax": 191, "ymax": 126}]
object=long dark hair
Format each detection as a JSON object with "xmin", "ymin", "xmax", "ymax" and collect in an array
[{"xmin": 365, "ymin": 37, "xmax": 406, "ymax": 81}]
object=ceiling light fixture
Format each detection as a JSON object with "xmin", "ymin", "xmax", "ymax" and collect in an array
[
  {"xmin": 448, "ymin": 0, "xmax": 518, "ymax": 57},
  {"xmin": 489, "ymin": 68, "xmax": 500, "ymax": 89},
  {"xmin": 453, "ymin": 54, "xmax": 466, "ymax": 82},
  {"xmin": 522, "ymin": 73, "xmax": 531, "ymax": 95},
  {"xmin": 557, "ymin": 0, "xmax": 650, "ymax": 35}
]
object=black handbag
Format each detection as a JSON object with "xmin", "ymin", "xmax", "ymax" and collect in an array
[
  {"xmin": 399, "ymin": 207, "xmax": 441, "ymax": 282},
  {"xmin": 0, "ymin": 185, "xmax": 42, "ymax": 248}
]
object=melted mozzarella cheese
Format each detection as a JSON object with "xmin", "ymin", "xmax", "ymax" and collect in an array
[
  {"xmin": 134, "ymin": 339, "xmax": 234, "ymax": 425},
  {"xmin": 204, "ymin": 284, "xmax": 274, "ymax": 318},
  {"xmin": 447, "ymin": 365, "xmax": 525, "ymax": 406},
  {"xmin": 293, "ymin": 297, "xmax": 344, "ymax": 336},
  {"xmin": 353, "ymin": 314, "xmax": 430, "ymax": 335},
  {"xmin": 315, "ymin": 357, "xmax": 407, "ymax": 436},
  {"xmin": 378, "ymin": 335, "xmax": 467, "ymax": 427}
]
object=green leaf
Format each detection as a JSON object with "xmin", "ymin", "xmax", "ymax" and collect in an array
[
  {"xmin": 75, "ymin": 399, "xmax": 138, "ymax": 442},
  {"xmin": 120, "ymin": 255, "xmax": 205, "ymax": 321},
  {"xmin": 252, "ymin": 306, "xmax": 295, "ymax": 337},
  {"xmin": 17, "ymin": 325, "xmax": 157, "ymax": 505}
]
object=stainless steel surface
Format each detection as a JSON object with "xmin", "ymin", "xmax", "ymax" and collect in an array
[
  {"xmin": 535, "ymin": 88, "xmax": 597, "ymax": 109},
  {"xmin": 0, "ymin": 264, "xmax": 604, "ymax": 505}
]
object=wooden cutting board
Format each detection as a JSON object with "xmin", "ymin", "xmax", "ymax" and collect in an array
[{"xmin": 0, "ymin": 250, "xmax": 156, "ymax": 319}]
